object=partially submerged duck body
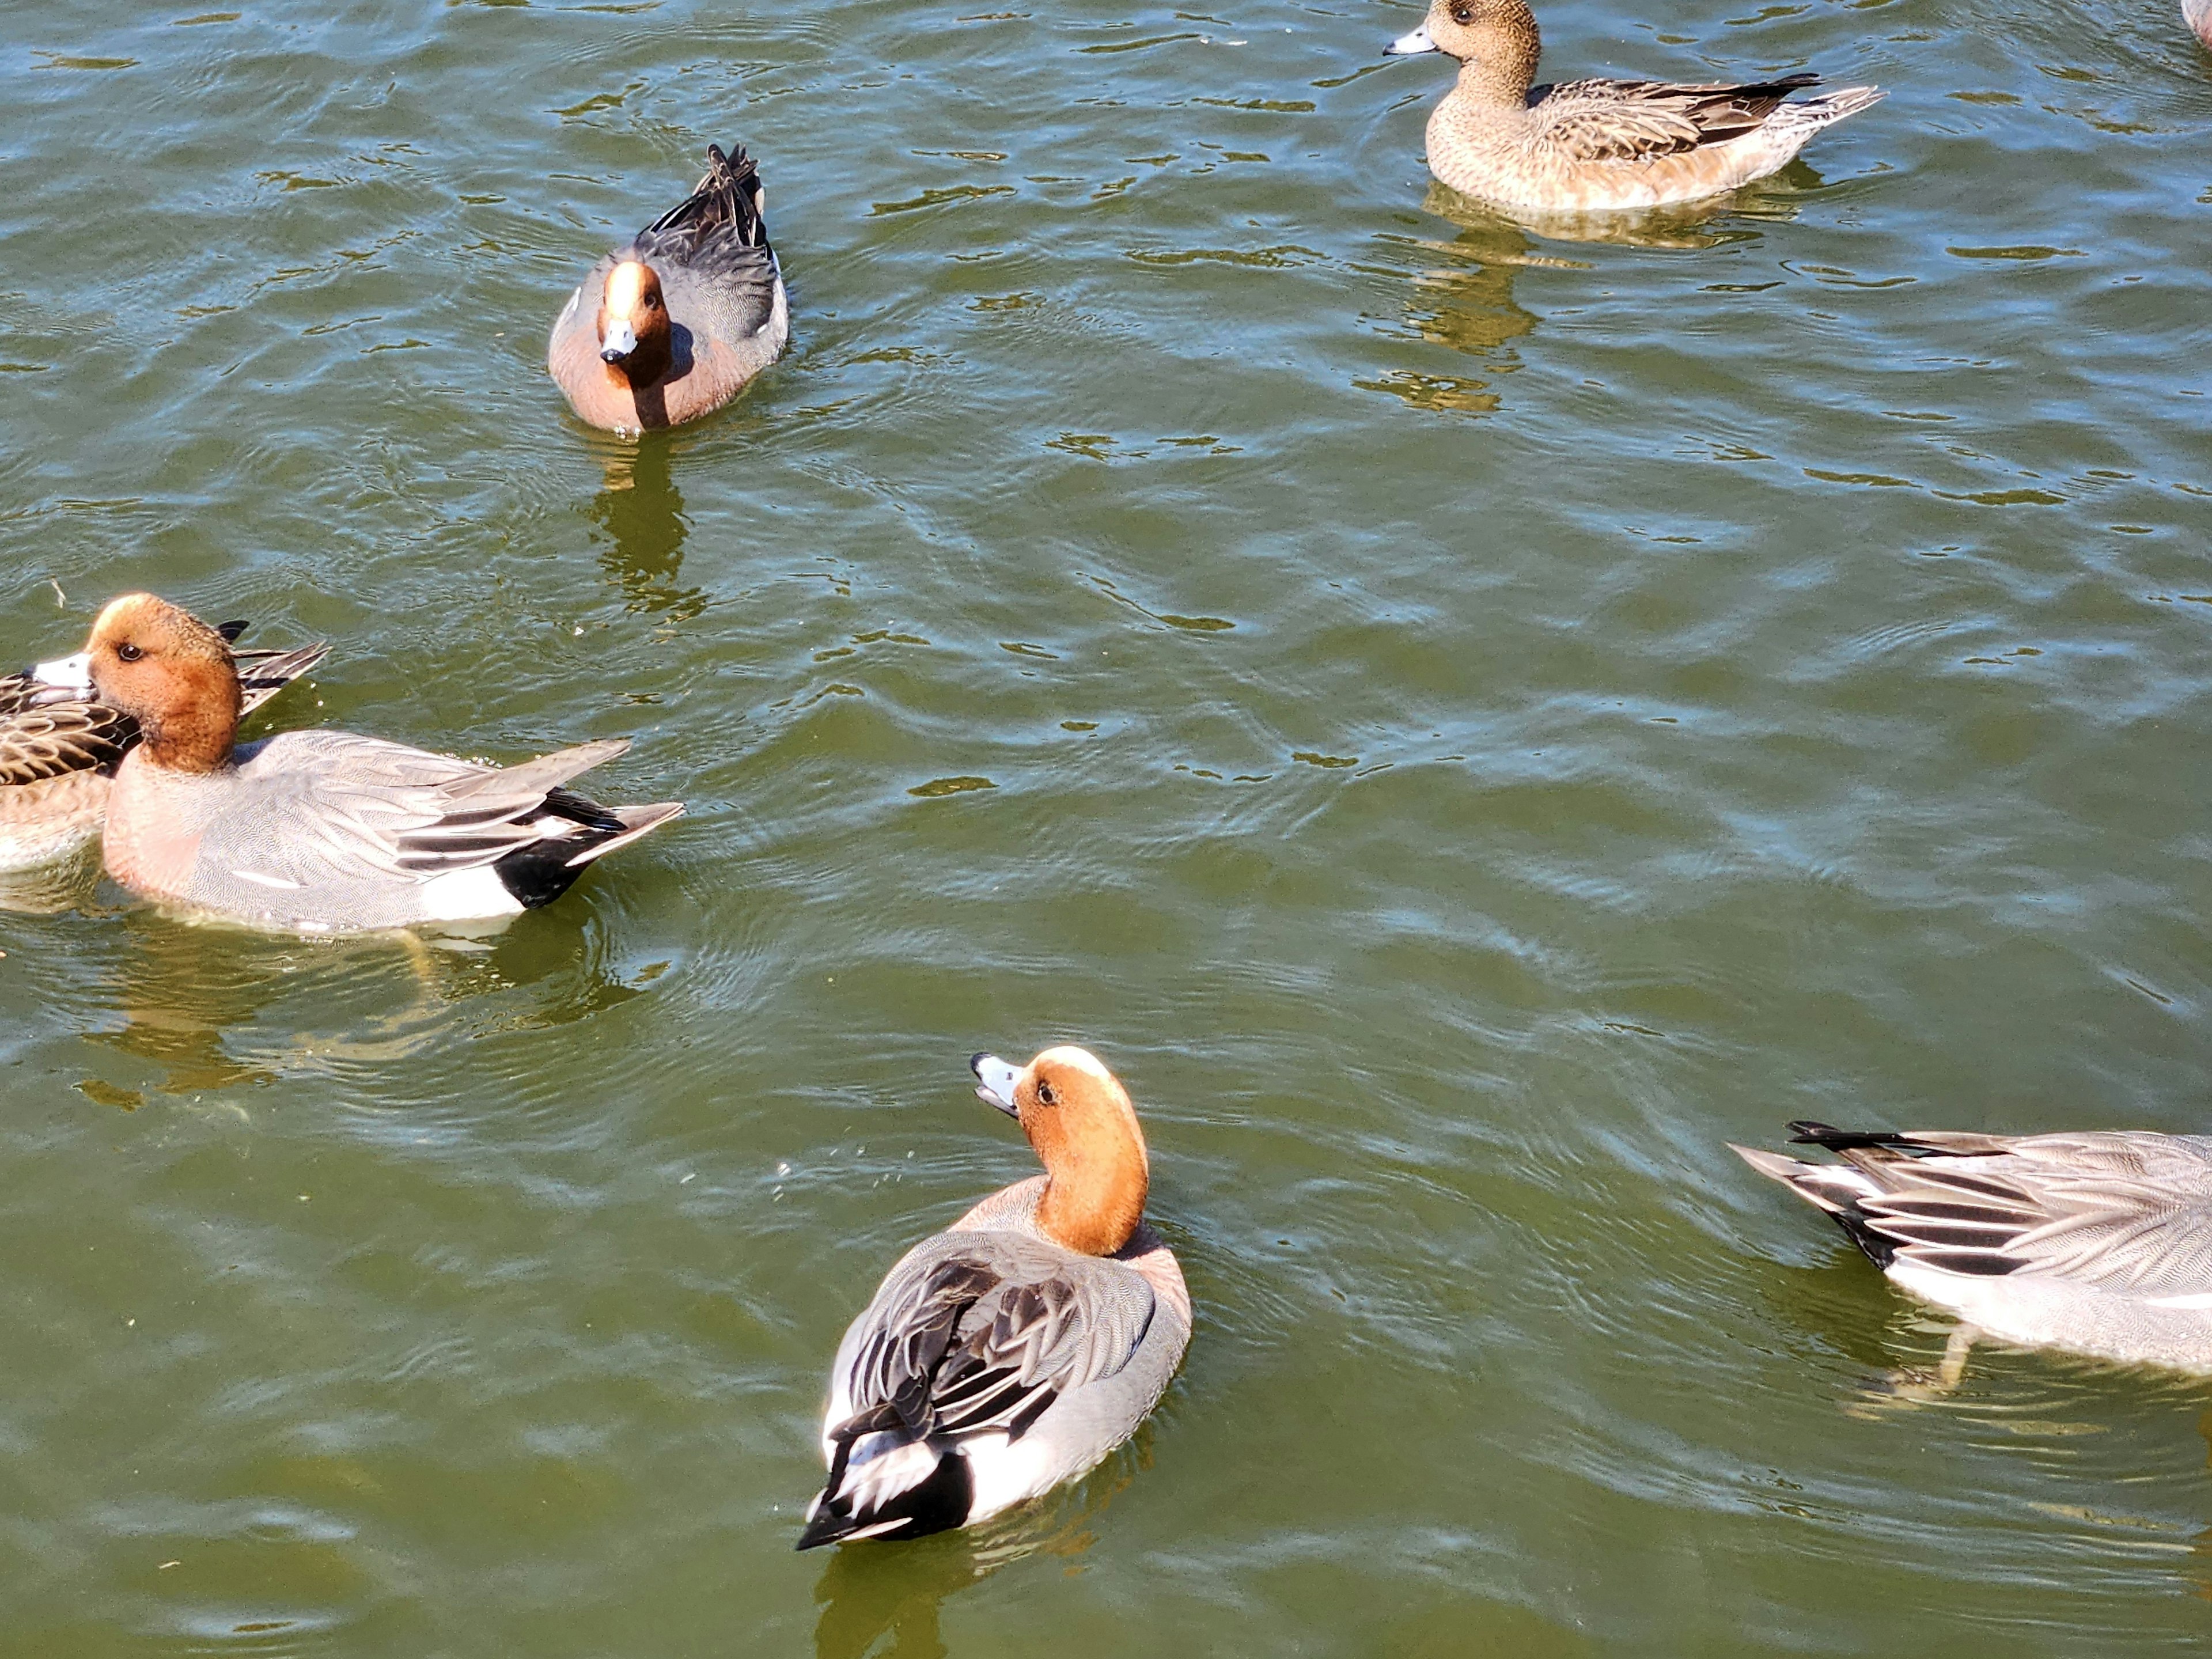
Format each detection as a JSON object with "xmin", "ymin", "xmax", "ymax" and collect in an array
[
  {"xmin": 1385, "ymin": 0, "xmax": 1883, "ymax": 213},
  {"xmin": 1737, "ymin": 1121, "xmax": 2212, "ymax": 1375},
  {"xmin": 549, "ymin": 143, "xmax": 789, "ymax": 433},
  {"xmin": 0, "ymin": 622, "xmax": 324, "ymax": 875},
  {"xmin": 801, "ymin": 1047, "xmax": 1191, "ymax": 1548},
  {"xmin": 52, "ymin": 594, "xmax": 680, "ymax": 934}
]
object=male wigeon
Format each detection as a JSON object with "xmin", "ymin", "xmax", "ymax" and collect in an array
[
  {"xmin": 800, "ymin": 1046, "xmax": 1191, "ymax": 1548},
  {"xmin": 1736, "ymin": 1122, "xmax": 2212, "ymax": 1378},
  {"xmin": 2189, "ymin": 0, "xmax": 2212, "ymax": 51},
  {"xmin": 44, "ymin": 594, "xmax": 681, "ymax": 933},
  {"xmin": 548, "ymin": 143, "xmax": 789, "ymax": 434},
  {"xmin": 1384, "ymin": 0, "xmax": 1883, "ymax": 213},
  {"xmin": 0, "ymin": 620, "xmax": 324, "ymax": 874}
]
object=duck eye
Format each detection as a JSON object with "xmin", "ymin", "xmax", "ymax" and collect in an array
[
  {"xmin": 1450, "ymin": 1, "xmax": 1474, "ymax": 20},
  {"xmin": 1036, "ymin": 1081, "xmax": 1058, "ymax": 1107},
  {"xmin": 116, "ymin": 643, "xmax": 143, "ymax": 663}
]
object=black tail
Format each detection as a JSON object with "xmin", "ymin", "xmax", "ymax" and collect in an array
[
  {"xmin": 491, "ymin": 796, "xmax": 683, "ymax": 910},
  {"xmin": 796, "ymin": 1434, "xmax": 973, "ymax": 1551}
]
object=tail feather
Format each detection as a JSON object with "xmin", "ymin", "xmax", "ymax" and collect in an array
[
  {"xmin": 562, "ymin": 800, "xmax": 683, "ymax": 868},
  {"xmin": 797, "ymin": 1432, "xmax": 972, "ymax": 1551},
  {"xmin": 1731, "ymin": 1139, "xmax": 1900, "ymax": 1268},
  {"xmin": 1793, "ymin": 84, "xmax": 1884, "ymax": 126}
]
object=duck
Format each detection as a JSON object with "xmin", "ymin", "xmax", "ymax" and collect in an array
[
  {"xmin": 1382, "ymin": 0, "xmax": 1884, "ymax": 213},
  {"xmin": 2190, "ymin": 0, "xmax": 2212, "ymax": 51},
  {"xmin": 0, "ymin": 620, "xmax": 325, "ymax": 876},
  {"xmin": 800, "ymin": 1046, "xmax": 1191, "ymax": 1549},
  {"xmin": 37, "ymin": 594, "xmax": 682, "ymax": 933},
  {"xmin": 1735, "ymin": 1121, "xmax": 2212, "ymax": 1376},
  {"xmin": 548, "ymin": 142, "xmax": 789, "ymax": 434}
]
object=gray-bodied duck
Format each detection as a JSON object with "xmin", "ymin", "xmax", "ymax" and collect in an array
[
  {"xmin": 1384, "ymin": 0, "xmax": 1883, "ymax": 212},
  {"xmin": 800, "ymin": 1046, "xmax": 1191, "ymax": 1548},
  {"xmin": 548, "ymin": 143, "xmax": 789, "ymax": 433},
  {"xmin": 41, "ymin": 594, "xmax": 679, "ymax": 933},
  {"xmin": 1737, "ymin": 1121, "xmax": 2212, "ymax": 1376}
]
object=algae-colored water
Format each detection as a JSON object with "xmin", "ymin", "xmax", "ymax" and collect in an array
[{"xmin": 4, "ymin": 1, "xmax": 2212, "ymax": 1653}]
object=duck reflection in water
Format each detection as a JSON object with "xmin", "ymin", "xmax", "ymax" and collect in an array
[
  {"xmin": 809, "ymin": 1452, "xmax": 1136, "ymax": 1659},
  {"xmin": 589, "ymin": 437, "xmax": 704, "ymax": 620},
  {"xmin": 77, "ymin": 910, "xmax": 647, "ymax": 1097},
  {"xmin": 1368, "ymin": 174, "xmax": 1812, "ymax": 416}
]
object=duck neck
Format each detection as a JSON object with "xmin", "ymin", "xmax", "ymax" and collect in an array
[
  {"xmin": 1036, "ymin": 1157, "xmax": 1147, "ymax": 1257},
  {"xmin": 608, "ymin": 329, "xmax": 672, "ymax": 392},
  {"xmin": 139, "ymin": 695, "xmax": 239, "ymax": 775},
  {"xmin": 1454, "ymin": 3, "xmax": 1542, "ymax": 109}
]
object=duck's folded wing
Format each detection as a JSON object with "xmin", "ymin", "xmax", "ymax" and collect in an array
[
  {"xmin": 835, "ymin": 1236, "xmax": 1159, "ymax": 1447},
  {"xmin": 0, "ymin": 704, "xmax": 132, "ymax": 784},
  {"xmin": 1536, "ymin": 73, "xmax": 1822, "ymax": 162},
  {"xmin": 1789, "ymin": 1125, "xmax": 2212, "ymax": 1295},
  {"xmin": 634, "ymin": 143, "xmax": 778, "ymax": 292},
  {"xmin": 234, "ymin": 642, "xmax": 330, "ymax": 714},
  {"xmin": 204, "ymin": 733, "xmax": 634, "ymax": 888}
]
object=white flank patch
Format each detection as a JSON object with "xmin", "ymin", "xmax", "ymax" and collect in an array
[
  {"xmin": 230, "ymin": 869, "xmax": 305, "ymax": 890},
  {"xmin": 2145, "ymin": 1293, "xmax": 2212, "ymax": 1310},
  {"xmin": 420, "ymin": 863, "xmax": 524, "ymax": 922}
]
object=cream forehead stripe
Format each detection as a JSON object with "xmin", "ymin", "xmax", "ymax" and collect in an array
[
  {"xmin": 1032, "ymin": 1045, "xmax": 1115, "ymax": 1084},
  {"xmin": 604, "ymin": 261, "xmax": 650, "ymax": 313}
]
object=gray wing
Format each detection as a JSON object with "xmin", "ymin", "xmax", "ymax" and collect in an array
[
  {"xmin": 199, "ymin": 731, "xmax": 632, "ymax": 889},
  {"xmin": 834, "ymin": 1232, "xmax": 1159, "ymax": 1447},
  {"xmin": 1800, "ymin": 1126, "xmax": 2212, "ymax": 1295},
  {"xmin": 1535, "ymin": 73, "xmax": 1822, "ymax": 162}
]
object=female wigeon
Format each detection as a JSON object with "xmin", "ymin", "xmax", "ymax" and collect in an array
[
  {"xmin": 1384, "ymin": 0, "xmax": 1883, "ymax": 213},
  {"xmin": 548, "ymin": 143, "xmax": 789, "ymax": 434},
  {"xmin": 1737, "ymin": 1122, "xmax": 2212, "ymax": 1378},
  {"xmin": 0, "ymin": 620, "xmax": 323, "ymax": 874},
  {"xmin": 800, "ymin": 1046, "xmax": 1191, "ymax": 1548},
  {"xmin": 44, "ymin": 594, "xmax": 681, "ymax": 933}
]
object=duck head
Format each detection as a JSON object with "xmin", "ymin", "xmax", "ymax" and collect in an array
[
  {"xmin": 1386, "ymin": 0, "xmax": 1540, "ymax": 82},
  {"xmin": 972, "ymin": 1046, "xmax": 1150, "ymax": 1256},
  {"xmin": 64, "ymin": 594, "xmax": 245, "ymax": 774},
  {"xmin": 598, "ymin": 259, "xmax": 672, "ymax": 383}
]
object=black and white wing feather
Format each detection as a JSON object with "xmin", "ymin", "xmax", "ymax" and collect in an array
[{"xmin": 800, "ymin": 1234, "xmax": 1157, "ymax": 1548}]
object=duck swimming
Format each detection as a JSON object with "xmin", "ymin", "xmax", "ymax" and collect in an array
[
  {"xmin": 0, "ymin": 620, "xmax": 324, "ymax": 876},
  {"xmin": 43, "ymin": 594, "xmax": 681, "ymax": 933},
  {"xmin": 548, "ymin": 142, "xmax": 789, "ymax": 433},
  {"xmin": 1736, "ymin": 1121, "xmax": 2212, "ymax": 1376},
  {"xmin": 1384, "ymin": 0, "xmax": 1883, "ymax": 213},
  {"xmin": 800, "ymin": 1046, "xmax": 1191, "ymax": 1548}
]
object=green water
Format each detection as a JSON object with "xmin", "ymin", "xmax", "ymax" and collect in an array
[{"xmin": 4, "ymin": 0, "xmax": 2212, "ymax": 1652}]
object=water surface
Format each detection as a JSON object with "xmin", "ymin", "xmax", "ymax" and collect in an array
[{"xmin": 3, "ymin": 0, "xmax": 2212, "ymax": 1653}]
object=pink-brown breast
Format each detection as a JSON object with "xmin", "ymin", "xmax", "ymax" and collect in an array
[
  {"xmin": 548, "ymin": 328, "xmax": 754, "ymax": 432},
  {"xmin": 102, "ymin": 754, "xmax": 206, "ymax": 899}
]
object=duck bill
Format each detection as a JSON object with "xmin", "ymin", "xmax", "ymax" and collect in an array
[
  {"xmin": 1384, "ymin": 24, "xmax": 1437, "ymax": 55},
  {"xmin": 971, "ymin": 1053, "xmax": 1022, "ymax": 1118},
  {"xmin": 26, "ymin": 651, "xmax": 94, "ymax": 702},
  {"xmin": 600, "ymin": 318, "xmax": 638, "ymax": 365}
]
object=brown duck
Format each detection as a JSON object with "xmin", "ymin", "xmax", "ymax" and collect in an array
[
  {"xmin": 1384, "ymin": 0, "xmax": 1883, "ymax": 212},
  {"xmin": 548, "ymin": 143, "xmax": 789, "ymax": 434},
  {"xmin": 0, "ymin": 620, "xmax": 324, "ymax": 874}
]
